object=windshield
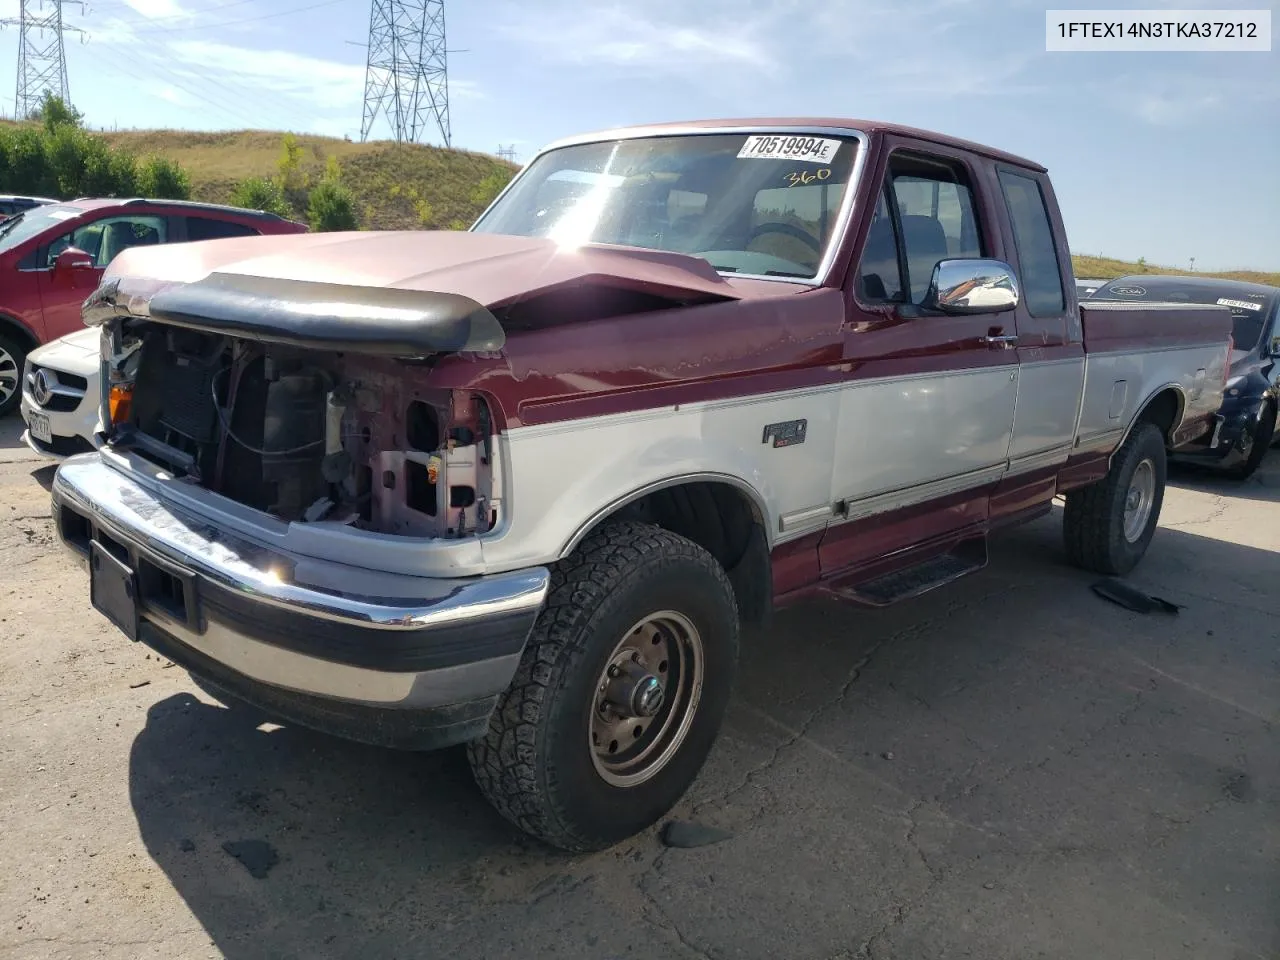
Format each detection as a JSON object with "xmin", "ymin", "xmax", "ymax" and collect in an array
[
  {"xmin": 0, "ymin": 203, "xmax": 83, "ymax": 254},
  {"xmin": 1092, "ymin": 278, "xmax": 1277, "ymax": 351},
  {"xmin": 472, "ymin": 132, "xmax": 860, "ymax": 280}
]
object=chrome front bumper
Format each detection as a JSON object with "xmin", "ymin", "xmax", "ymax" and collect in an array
[{"xmin": 51, "ymin": 453, "xmax": 550, "ymax": 749}]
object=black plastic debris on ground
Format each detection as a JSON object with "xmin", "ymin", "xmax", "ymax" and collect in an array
[
  {"xmin": 222, "ymin": 839, "xmax": 279, "ymax": 878},
  {"xmin": 660, "ymin": 820, "xmax": 733, "ymax": 849},
  {"xmin": 1091, "ymin": 577, "xmax": 1182, "ymax": 615}
]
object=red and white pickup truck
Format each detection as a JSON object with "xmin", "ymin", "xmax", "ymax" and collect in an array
[{"xmin": 50, "ymin": 119, "xmax": 1232, "ymax": 851}]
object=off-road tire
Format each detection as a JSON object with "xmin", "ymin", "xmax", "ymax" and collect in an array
[
  {"xmin": 1225, "ymin": 404, "xmax": 1275, "ymax": 481},
  {"xmin": 0, "ymin": 331, "xmax": 28, "ymax": 418},
  {"xmin": 1063, "ymin": 420, "xmax": 1167, "ymax": 576},
  {"xmin": 467, "ymin": 520, "xmax": 739, "ymax": 852}
]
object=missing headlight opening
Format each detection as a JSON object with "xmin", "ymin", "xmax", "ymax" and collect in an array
[{"xmin": 101, "ymin": 318, "xmax": 501, "ymax": 540}]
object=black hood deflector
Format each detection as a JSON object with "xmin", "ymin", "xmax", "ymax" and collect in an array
[{"xmin": 84, "ymin": 272, "xmax": 506, "ymax": 357}]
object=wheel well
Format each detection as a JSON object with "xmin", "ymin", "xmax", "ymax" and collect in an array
[
  {"xmin": 0, "ymin": 314, "xmax": 38, "ymax": 352},
  {"xmin": 1138, "ymin": 387, "xmax": 1183, "ymax": 444},
  {"xmin": 595, "ymin": 480, "xmax": 773, "ymax": 627}
]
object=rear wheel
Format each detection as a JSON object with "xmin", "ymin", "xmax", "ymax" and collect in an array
[
  {"xmin": 467, "ymin": 520, "xmax": 739, "ymax": 852},
  {"xmin": 0, "ymin": 332, "xmax": 28, "ymax": 418},
  {"xmin": 1063, "ymin": 420, "xmax": 1167, "ymax": 576},
  {"xmin": 1225, "ymin": 405, "xmax": 1275, "ymax": 480}
]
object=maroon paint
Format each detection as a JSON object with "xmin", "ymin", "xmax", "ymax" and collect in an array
[
  {"xmin": 769, "ymin": 532, "xmax": 824, "ymax": 603},
  {"xmin": 990, "ymin": 465, "xmax": 1060, "ymax": 525},
  {"xmin": 1081, "ymin": 302, "xmax": 1233, "ymax": 354},
  {"xmin": 818, "ymin": 486, "xmax": 990, "ymax": 576},
  {"xmin": 1055, "ymin": 451, "xmax": 1111, "ymax": 492}
]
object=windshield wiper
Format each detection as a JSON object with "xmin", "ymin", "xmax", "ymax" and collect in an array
[{"xmin": 0, "ymin": 212, "xmax": 24, "ymax": 240}]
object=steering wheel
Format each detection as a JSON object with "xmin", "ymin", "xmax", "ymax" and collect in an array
[{"xmin": 746, "ymin": 221, "xmax": 822, "ymax": 253}]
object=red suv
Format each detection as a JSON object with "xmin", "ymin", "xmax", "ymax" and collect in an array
[{"xmin": 0, "ymin": 197, "xmax": 307, "ymax": 415}]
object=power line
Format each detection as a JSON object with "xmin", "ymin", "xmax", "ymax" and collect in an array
[
  {"xmin": 497, "ymin": 143, "xmax": 516, "ymax": 162},
  {"xmin": 127, "ymin": 0, "xmax": 345, "ymax": 34},
  {"xmin": 360, "ymin": 0, "xmax": 450, "ymax": 146}
]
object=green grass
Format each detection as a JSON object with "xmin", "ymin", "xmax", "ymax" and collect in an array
[
  {"xmin": 92, "ymin": 128, "xmax": 518, "ymax": 230},
  {"xmin": 1071, "ymin": 254, "xmax": 1278, "ymax": 287}
]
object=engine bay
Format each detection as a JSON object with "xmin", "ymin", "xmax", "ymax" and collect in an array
[{"xmin": 103, "ymin": 320, "xmax": 501, "ymax": 539}]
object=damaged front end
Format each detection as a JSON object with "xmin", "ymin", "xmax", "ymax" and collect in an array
[{"xmin": 84, "ymin": 272, "xmax": 508, "ymax": 540}]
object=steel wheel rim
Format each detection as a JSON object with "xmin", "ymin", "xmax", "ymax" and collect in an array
[
  {"xmin": 0, "ymin": 346, "xmax": 17, "ymax": 405},
  {"xmin": 589, "ymin": 610, "xmax": 704, "ymax": 788},
  {"xmin": 1123, "ymin": 458, "xmax": 1156, "ymax": 542}
]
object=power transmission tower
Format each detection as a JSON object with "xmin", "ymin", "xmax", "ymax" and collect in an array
[
  {"xmin": 360, "ymin": 0, "xmax": 450, "ymax": 146},
  {"xmin": 496, "ymin": 144, "xmax": 516, "ymax": 162},
  {"xmin": 0, "ymin": 0, "xmax": 86, "ymax": 119}
]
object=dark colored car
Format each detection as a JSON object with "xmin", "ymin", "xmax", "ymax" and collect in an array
[
  {"xmin": 1091, "ymin": 274, "xmax": 1279, "ymax": 478},
  {"xmin": 0, "ymin": 194, "xmax": 57, "ymax": 217},
  {"xmin": 0, "ymin": 197, "xmax": 308, "ymax": 415}
]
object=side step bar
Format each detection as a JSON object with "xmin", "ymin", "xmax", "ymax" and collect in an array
[{"xmin": 821, "ymin": 537, "xmax": 989, "ymax": 607}]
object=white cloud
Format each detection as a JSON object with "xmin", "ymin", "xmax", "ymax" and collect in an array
[
  {"xmin": 153, "ymin": 85, "xmax": 186, "ymax": 105},
  {"xmin": 495, "ymin": 2, "xmax": 777, "ymax": 76},
  {"xmin": 122, "ymin": 0, "xmax": 185, "ymax": 17}
]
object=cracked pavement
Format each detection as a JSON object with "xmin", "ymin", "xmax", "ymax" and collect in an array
[{"xmin": 1, "ymin": 418, "xmax": 1277, "ymax": 960}]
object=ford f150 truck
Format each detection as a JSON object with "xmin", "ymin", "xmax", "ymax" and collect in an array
[{"xmin": 49, "ymin": 119, "xmax": 1233, "ymax": 852}]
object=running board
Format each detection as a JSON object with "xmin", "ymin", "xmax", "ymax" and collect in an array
[{"xmin": 821, "ymin": 537, "xmax": 989, "ymax": 607}]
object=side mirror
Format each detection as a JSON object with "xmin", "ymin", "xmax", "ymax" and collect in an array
[
  {"xmin": 923, "ymin": 258, "xmax": 1020, "ymax": 315},
  {"xmin": 54, "ymin": 247, "xmax": 94, "ymax": 273}
]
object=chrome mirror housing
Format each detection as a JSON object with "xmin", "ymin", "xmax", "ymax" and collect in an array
[{"xmin": 924, "ymin": 258, "xmax": 1020, "ymax": 315}]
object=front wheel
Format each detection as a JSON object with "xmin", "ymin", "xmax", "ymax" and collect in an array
[
  {"xmin": 1063, "ymin": 420, "xmax": 1167, "ymax": 576},
  {"xmin": 0, "ymin": 332, "xmax": 28, "ymax": 418},
  {"xmin": 467, "ymin": 521, "xmax": 740, "ymax": 852},
  {"xmin": 1225, "ymin": 405, "xmax": 1275, "ymax": 480}
]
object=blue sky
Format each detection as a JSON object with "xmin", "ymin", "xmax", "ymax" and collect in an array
[{"xmin": 0, "ymin": 0, "xmax": 1276, "ymax": 271}]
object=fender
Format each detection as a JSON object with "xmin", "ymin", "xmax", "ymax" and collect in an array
[{"xmin": 1109, "ymin": 381, "xmax": 1188, "ymax": 464}]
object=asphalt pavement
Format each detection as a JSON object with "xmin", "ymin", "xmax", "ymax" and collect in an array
[{"xmin": 1, "ymin": 414, "xmax": 1276, "ymax": 960}]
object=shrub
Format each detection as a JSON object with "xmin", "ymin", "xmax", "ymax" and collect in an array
[
  {"xmin": 137, "ymin": 156, "xmax": 192, "ymax": 200},
  {"xmin": 229, "ymin": 176, "xmax": 291, "ymax": 217},
  {"xmin": 308, "ymin": 178, "xmax": 358, "ymax": 232}
]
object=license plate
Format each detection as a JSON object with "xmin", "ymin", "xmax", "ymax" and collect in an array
[
  {"xmin": 28, "ymin": 411, "xmax": 52, "ymax": 444},
  {"xmin": 90, "ymin": 540, "xmax": 139, "ymax": 642}
]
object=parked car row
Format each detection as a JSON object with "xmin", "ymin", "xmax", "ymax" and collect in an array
[{"xmin": 0, "ymin": 196, "xmax": 308, "ymax": 452}]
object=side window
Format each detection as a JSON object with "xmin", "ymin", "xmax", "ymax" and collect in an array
[
  {"xmin": 46, "ymin": 215, "xmax": 168, "ymax": 268},
  {"xmin": 186, "ymin": 216, "xmax": 258, "ymax": 241},
  {"xmin": 998, "ymin": 170, "xmax": 1065, "ymax": 317},
  {"xmin": 857, "ymin": 155, "xmax": 984, "ymax": 305}
]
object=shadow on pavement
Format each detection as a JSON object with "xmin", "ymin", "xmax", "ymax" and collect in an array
[
  {"xmin": 127, "ymin": 503, "xmax": 1280, "ymax": 960},
  {"xmin": 1168, "ymin": 454, "xmax": 1280, "ymax": 505}
]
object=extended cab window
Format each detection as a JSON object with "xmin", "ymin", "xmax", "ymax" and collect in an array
[
  {"xmin": 187, "ymin": 216, "xmax": 258, "ymax": 241},
  {"xmin": 858, "ymin": 155, "xmax": 984, "ymax": 305},
  {"xmin": 998, "ymin": 170, "xmax": 1065, "ymax": 317}
]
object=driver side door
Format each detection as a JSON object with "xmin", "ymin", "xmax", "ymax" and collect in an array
[{"xmin": 36, "ymin": 214, "xmax": 169, "ymax": 341}]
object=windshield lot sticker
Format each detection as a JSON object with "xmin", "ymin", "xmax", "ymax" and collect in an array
[
  {"xmin": 783, "ymin": 168, "xmax": 832, "ymax": 187},
  {"xmin": 738, "ymin": 136, "xmax": 840, "ymax": 164},
  {"xmin": 46, "ymin": 210, "xmax": 78, "ymax": 220},
  {"xmin": 1110, "ymin": 285, "xmax": 1146, "ymax": 296},
  {"xmin": 1216, "ymin": 297, "xmax": 1263, "ymax": 311}
]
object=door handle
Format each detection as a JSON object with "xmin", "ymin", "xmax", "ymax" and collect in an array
[{"xmin": 980, "ymin": 334, "xmax": 1018, "ymax": 349}]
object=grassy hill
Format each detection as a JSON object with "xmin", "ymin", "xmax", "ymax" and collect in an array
[
  {"xmin": 95, "ymin": 128, "xmax": 518, "ymax": 231},
  {"xmin": 1070, "ymin": 254, "xmax": 1278, "ymax": 287}
]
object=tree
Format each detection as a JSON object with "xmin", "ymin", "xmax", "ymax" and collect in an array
[
  {"xmin": 229, "ymin": 176, "xmax": 291, "ymax": 217},
  {"xmin": 137, "ymin": 156, "xmax": 192, "ymax": 200},
  {"xmin": 31, "ymin": 93, "xmax": 84, "ymax": 134},
  {"xmin": 277, "ymin": 132, "xmax": 310, "ymax": 212}
]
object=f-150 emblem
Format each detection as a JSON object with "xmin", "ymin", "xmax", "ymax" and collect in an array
[{"xmin": 762, "ymin": 419, "xmax": 807, "ymax": 448}]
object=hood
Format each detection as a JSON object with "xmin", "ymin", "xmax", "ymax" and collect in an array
[{"xmin": 88, "ymin": 231, "xmax": 745, "ymax": 357}]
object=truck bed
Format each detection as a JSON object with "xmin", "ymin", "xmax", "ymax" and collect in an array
[{"xmin": 1074, "ymin": 299, "xmax": 1233, "ymax": 454}]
